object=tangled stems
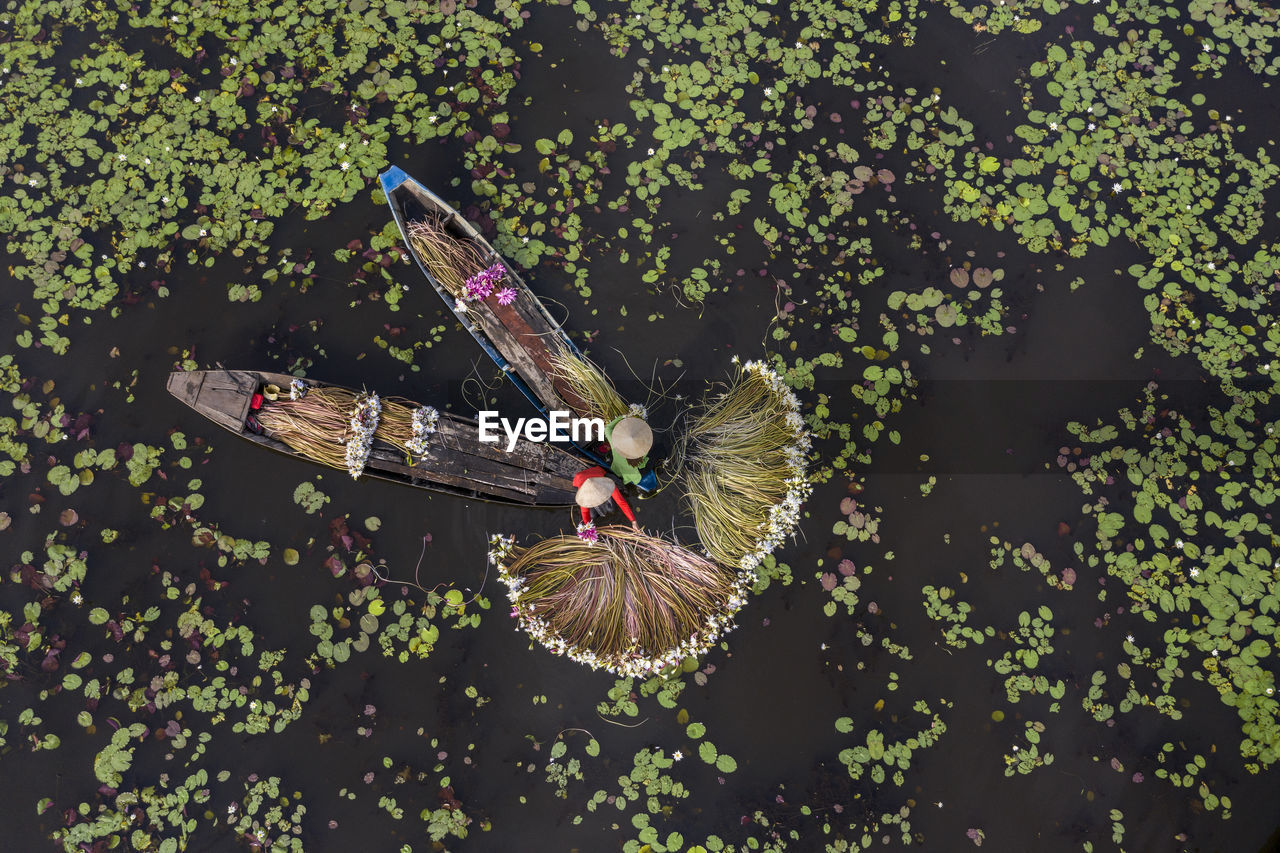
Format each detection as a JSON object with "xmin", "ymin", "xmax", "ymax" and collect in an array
[
  {"xmin": 681, "ymin": 360, "xmax": 812, "ymax": 570},
  {"xmin": 490, "ymin": 529, "xmax": 750, "ymax": 678},
  {"xmin": 405, "ymin": 216, "xmax": 489, "ymax": 299},
  {"xmin": 547, "ymin": 350, "xmax": 644, "ymax": 423},
  {"xmin": 257, "ymin": 389, "xmax": 440, "ymax": 474}
]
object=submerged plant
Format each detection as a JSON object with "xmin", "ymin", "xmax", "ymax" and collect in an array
[
  {"xmin": 679, "ymin": 359, "xmax": 812, "ymax": 570},
  {"xmin": 490, "ymin": 528, "xmax": 748, "ymax": 677}
]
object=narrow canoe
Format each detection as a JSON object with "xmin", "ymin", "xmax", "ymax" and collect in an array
[
  {"xmin": 379, "ymin": 166, "xmax": 624, "ymax": 477},
  {"xmin": 166, "ymin": 369, "xmax": 582, "ymax": 506}
]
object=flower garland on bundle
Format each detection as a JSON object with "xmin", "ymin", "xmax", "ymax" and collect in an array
[
  {"xmin": 343, "ymin": 392, "xmax": 381, "ymax": 479},
  {"xmin": 575, "ymin": 521, "xmax": 599, "ymax": 543},
  {"xmin": 463, "ymin": 263, "xmax": 517, "ymax": 306},
  {"xmin": 404, "ymin": 405, "xmax": 440, "ymax": 458},
  {"xmin": 488, "ymin": 529, "xmax": 749, "ymax": 678},
  {"xmin": 680, "ymin": 358, "xmax": 812, "ymax": 573},
  {"xmin": 288, "ymin": 378, "xmax": 308, "ymax": 401}
]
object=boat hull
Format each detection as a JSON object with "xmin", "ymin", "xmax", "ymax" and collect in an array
[{"xmin": 167, "ymin": 369, "xmax": 581, "ymax": 507}]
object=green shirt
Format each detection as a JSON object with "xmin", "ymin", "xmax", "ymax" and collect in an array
[{"xmin": 604, "ymin": 416, "xmax": 647, "ymax": 485}]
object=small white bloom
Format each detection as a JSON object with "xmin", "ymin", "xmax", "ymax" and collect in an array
[
  {"xmin": 230, "ymin": 58, "xmax": 237, "ymax": 65},
  {"xmin": 522, "ymin": 236, "xmax": 529, "ymax": 243},
  {"xmin": 764, "ymin": 87, "xmax": 773, "ymax": 96},
  {"xmin": 27, "ymin": 178, "xmax": 36, "ymax": 186},
  {"xmin": 194, "ymin": 95, "xmax": 201, "ymax": 102},
  {"xmin": 71, "ymin": 592, "xmax": 83, "ymax": 605},
  {"xmin": 339, "ymin": 141, "xmax": 347, "ymax": 150},
  {"xmin": 119, "ymin": 82, "xmax": 127, "ymax": 91},
  {"xmin": 340, "ymin": 161, "xmax": 350, "ymax": 170},
  {"xmin": 1112, "ymin": 182, "xmax": 1123, "ymax": 192},
  {"xmin": 118, "ymin": 153, "xmax": 127, "ymax": 161},
  {"xmin": 1087, "ymin": 122, "xmax": 1096, "ymax": 131},
  {"xmin": 647, "ymin": 148, "xmax": 655, "ymax": 155},
  {"xmin": 138, "ymin": 261, "xmax": 146, "ymax": 268},
  {"xmin": 75, "ymin": 77, "xmax": 83, "ymax": 85},
  {"xmin": 1211, "ymin": 649, "xmax": 1219, "ymax": 657},
  {"xmin": 162, "ymin": 196, "xmax": 170, "ymax": 204},
  {"xmin": 1206, "ymin": 261, "xmax": 1215, "ymax": 270},
  {"xmin": 1189, "ymin": 568, "xmax": 1199, "ymax": 578},
  {"xmin": 672, "ymin": 750, "xmax": 683, "ymax": 761},
  {"xmin": 1049, "ymin": 122, "xmax": 1058, "ymax": 130},
  {"xmin": 1125, "ymin": 634, "xmax": 1134, "ymax": 643},
  {"xmin": 199, "ymin": 229, "xmax": 207, "ymax": 237}
]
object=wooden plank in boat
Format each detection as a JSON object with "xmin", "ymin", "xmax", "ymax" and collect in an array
[
  {"xmin": 197, "ymin": 371, "xmax": 256, "ymax": 433},
  {"xmin": 368, "ymin": 448, "xmax": 534, "ymax": 503},
  {"xmin": 432, "ymin": 418, "xmax": 550, "ymax": 471}
]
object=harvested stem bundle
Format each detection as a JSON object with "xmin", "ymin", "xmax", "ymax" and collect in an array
[
  {"xmin": 256, "ymin": 387, "xmax": 357, "ymax": 470},
  {"xmin": 490, "ymin": 528, "xmax": 746, "ymax": 677},
  {"xmin": 257, "ymin": 388, "xmax": 440, "ymax": 474},
  {"xmin": 406, "ymin": 216, "xmax": 489, "ymax": 299},
  {"xmin": 547, "ymin": 350, "xmax": 642, "ymax": 423},
  {"xmin": 681, "ymin": 360, "xmax": 812, "ymax": 571}
]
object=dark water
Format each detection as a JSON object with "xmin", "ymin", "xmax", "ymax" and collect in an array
[{"xmin": 3, "ymin": 3, "xmax": 1279, "ymax": 853}]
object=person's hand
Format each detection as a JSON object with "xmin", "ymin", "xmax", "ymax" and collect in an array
[{"xmin": 631, "ymin": 520, "xmax": 641, "ymax": 533}]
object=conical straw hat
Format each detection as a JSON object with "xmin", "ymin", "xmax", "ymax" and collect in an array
[
  {"xmin": 611, "ymin": 417, "xmax": 653, "ymax": 458},
  {"xmin": 575, "ymin": 476, "xmax": 615, "ymax": 507}
]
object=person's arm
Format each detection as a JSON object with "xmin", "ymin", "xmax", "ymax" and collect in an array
[
  {"xmin": 611, "ymin": 488, "xmax": 638, "ymax": 527},
  {"xmin": 581, "ymin": 505, "xmax": 592, "ymax": 526}
]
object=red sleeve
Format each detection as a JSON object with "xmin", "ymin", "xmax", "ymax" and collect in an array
[
  {"xmin": 581, "ymin": 506, "xmax": 591, "ymax": 525},
  {"xmin": 611, "ymin": 488, "xmax": 636, "ymax": 523},
  {"xmin": 573, "ymin": 466, "xmax": 606, "ymax": 488}
]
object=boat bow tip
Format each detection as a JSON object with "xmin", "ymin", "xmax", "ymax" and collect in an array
[
  {"xmin": 166, "ymin": 370, "xmax": 203, "ymax": 407},
  {"xmin": 378, "ymin": 166, "xmax": 410, "ymax": 196}
]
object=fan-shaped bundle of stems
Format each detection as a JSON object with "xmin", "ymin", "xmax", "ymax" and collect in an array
[
  {"xmin": 547, "ymin": 350, "xmax": 633, "ymax": 422},
  {"xmin": 681, "ymin": 362, "xmax": 810, "ymax": 570},
  {"xmin": 496, "ymin": 527, "xmax": 744, "ymax": 677},
  {"xmin": 257, "ymin": 387, "xmax": 432, "ymax": 468},
  {"xmin": 406, "ymin": 216, "xmax": 488, "ymax": 298}
]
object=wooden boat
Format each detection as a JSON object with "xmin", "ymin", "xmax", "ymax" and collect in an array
[
  {"xmin": 379, "ymin": 166, "xmax": 625, "ymax": 478},
  {"xmin": 166, "ymin": 369, "xmax": 582, "ymax": 506}
]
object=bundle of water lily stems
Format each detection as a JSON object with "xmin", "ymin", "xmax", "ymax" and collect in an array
[
  {"xmin": 490, "ymin": 528, "xmax": 748, "ymax": 677},
  {"xmin": 256, "ymin": 387, "xmax": 438, "ymax": 476},
  {"xmin": 405, "ymin": 216, "xmax": 488, "ymax": 299},
  {"xmin": 547, "ymin": 350, "xmax": 643, "ymax": 423},
  {"xmin": 679, "ymin": 359, "xmax": 812, "ymax": 571}
]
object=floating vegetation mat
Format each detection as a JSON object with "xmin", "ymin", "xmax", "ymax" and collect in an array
[
  {"xmin": 257, "ymin": 387, "xmax": 437, "ymax": 477},
  {"xmin": 405, "ymin": 216, "xmax": 489, "ymax": 300},
  {"xmin": 680, "ymin": 360, "xmax": 812, "ymax": 570},
  {"xmin": 490, "ymin": 528, "xmax": 748, "ymax": 677},
  {"xmin": 547, "ymin": 350, "xmax": 645, "ymax": 422}
]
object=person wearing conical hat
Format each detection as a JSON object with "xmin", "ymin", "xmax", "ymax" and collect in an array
[
  {"xmin": 573, "ymin": 466, "xmax": 639, "ymax": 531},
  {"xmin": 603, "ymin": 416, "xmax": 653, "ymax": 486}
]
